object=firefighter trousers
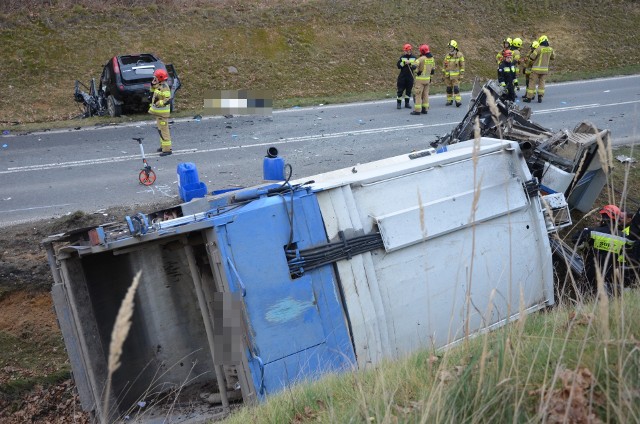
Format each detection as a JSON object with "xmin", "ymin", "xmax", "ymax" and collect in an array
[
  {"xmin": 156, "ymin": 116, "xmax": 172, "ymax": 152},
  {"xmin": 413, "ymin": 78, "xmax": 431, "ymax": 111},
  {"xmin": 444, "ymin": 75, "xmax": 461, "ymax": 103},
  {"xmin": 526, "ymin": 72, "xmax": 547, "ymax": 99}
]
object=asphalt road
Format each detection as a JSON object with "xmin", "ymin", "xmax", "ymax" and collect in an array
[{"xmin": 1, "ymin": 75, "xmax": 639, "ymax": 227}]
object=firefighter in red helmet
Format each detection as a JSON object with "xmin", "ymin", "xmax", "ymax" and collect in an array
[
  {"xmin": 396, "ymin": 43, "xmax": 416, "ymax": 109},
  {"xmin": 410, "ymin": 44, "xmax": 435, "ymax": 115},
  {"xmin": 149, "ymin": 68, "xmax": 173, "ymax": 156}
]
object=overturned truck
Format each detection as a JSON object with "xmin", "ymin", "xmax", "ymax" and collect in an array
[{"xmin": 44, "ymin": 82, "xmax": 610, "ymax": 423}]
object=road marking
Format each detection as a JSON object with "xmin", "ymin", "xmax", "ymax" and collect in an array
[
  {"xmin": 7, "ymin": 75, "xmax": 638, "ymax": 137},
  {"xmin": 535, "ymin": 99, "xmax": 640, "ymax": 114},
  {"xmin": 0, "ymin": 203, "xmax": 72, "ymax": 213},
  {"xmin": 0, "ymin": 122, "xmax": 458, "ymax": 174}
]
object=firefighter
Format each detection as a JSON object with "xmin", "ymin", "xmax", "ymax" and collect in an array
[
  {"xmin": 522, "ymin": 40, "xmax": 539, "ymax": 98},
  {"xmin": 497, "ymin": 50, "xmax": 519, "ymax": 102},
  {"xmin": 149, "ymin": 69, "xmax": 173, "ymax": 156},
  {"xmin": 573, "ymin": 205, "xmax": 631, "ymax": 296},
  {"xmin": 396, "ymin": 44, "xmax": 416, "ymax": 109},
  {"xmin": 495, "ymin": 37, "xmax": 512, "ymax": 64},
  {"xmin": 443, "ymin": 40, "xmax": 465, "ymax": 107},
  {"xmin": 523, "ymin": 35, "xmax": 555, "ymax": 103},
  {"xmin": 411, "ymin": 44, "xmax": 435, "ymax": 115},
  {"xmin": 510, "ymin": 37, "xmax": 523, "ymax": 74}
]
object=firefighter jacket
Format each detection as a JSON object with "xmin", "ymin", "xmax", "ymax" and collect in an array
[
  {"xmin": 527, "ymin": 42, "xmax": 555, "ymax": 74},
  {"xmin": 149, "ymin": 81, "xmax": 172, "ymax": 117},
  {"xmin": 397, "ymin": 53, "xmax": 417, "ymax": 79},
  {"xmin": 415, "ymin": 53, "xmax": 435, "ymax": 81},
  {"xmin": 443, "ymin": 50, "xmax": 465, "ymax": 78},
  {"xmin": 511, "ymin": 48, "xmax": 522, "ymax": 72},
  {"xmin": 497, "ymin": 61, "xmax": 518, "ymax": 87}
]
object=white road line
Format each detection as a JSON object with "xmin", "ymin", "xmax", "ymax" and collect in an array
[
  {"xmin": 0, "ymin": 203, "xmax": 72, "ymax": 213},
  {"xmin": 534, "ymin": 99, "xmax": 640, "ymax": 114},
  {"xmin": 1, "ymin": 122, "xmax": 458, "ymax": 174},
  {"xmin": 6, "ymin": 74, "xmax": 638, "ymax": 136}
]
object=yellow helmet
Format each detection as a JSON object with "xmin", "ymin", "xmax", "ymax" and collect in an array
[
  {"xmin": 531, "ymin": 40, "xmax": 540, "ymax": 49},
  {"xmin": 449, "ymin": 39, "xmax": 458, "ymax": 49},
  {"xmin": 512, "ymin": 37, "xmax": 523, "ymax": 48},
  {"xmin": 538, "ymin": 35, "xmax": 548, "ymax": 44},
  {"xmin": 503, "ymin": 37, "xmax": 513, "ymax": 45}
]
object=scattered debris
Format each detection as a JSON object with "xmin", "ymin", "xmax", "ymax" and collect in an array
[{"xmin": 616, "ymin": 155, "xmax": 637, "ymax": 163}]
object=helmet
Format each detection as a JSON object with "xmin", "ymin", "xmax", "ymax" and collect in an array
[
  {"xmin": 503, "ymin": 37, "xmax": 513, "ymax": 46},
  {"xmin": 512, "ymin": 37, "xmax": 523, "ymax": 48},
  {"xmin": 448, "ymin": 39, "xmax": 458, "ymax": 49},
  {"xmin": 531, "ymin": 40, "xmax": 540, "ymax": 49},
  {"xmin": 538, "ymin": 35, "xmax": 549, "ymax": 44},
  {"xmin": 403, "ymin": 43, "xmax": 412, "ymax": 51},
  {"xmin": 153, "ymin": 69, "xmax": 169, "ymax": 82},
  {"xmin": 599, "ymin": 204, "xmax": 622, "ymax": 220},
  {"xmin": 419, "ymin": 44, "xmax": 430, "ymax": 54},
  {"xmin": 503, "ymin": 49, "xmax": 513, "ymax": 58}
]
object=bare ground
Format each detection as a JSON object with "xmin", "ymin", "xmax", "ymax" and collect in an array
[{"xmin": 0, "ymin": 201, "xmax": 176, "ymax": 422}]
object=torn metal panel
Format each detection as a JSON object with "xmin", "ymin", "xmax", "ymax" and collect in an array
[{"xmin": 432, "ymin": 79, "xmax": 609, "ymax": 213}]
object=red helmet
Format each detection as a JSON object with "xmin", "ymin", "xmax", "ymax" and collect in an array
[
  {"xmin": 403, "ymin": 43, "xmax": 412, "ymax": 51},
  {"xmin": 599, "ymin": 204, "xmax": 621, "ymax": 220},
  {"xmin": 419, "ymin": 44, "xmax": 430, "ymax": 54},
  {"xmin": 153, "ymin": 69, "xmax": 169, "ymax": 82},
  {"xmin": 503, "ymin": 49, "xmax": 513, "ymax": 58}
]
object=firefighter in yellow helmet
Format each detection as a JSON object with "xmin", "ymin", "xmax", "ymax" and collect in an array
[
  {"xmin": 410, "ymin": 44, "xmax": 436, "ymax": 115},
  {"xmin": 149, "ymin": 68, "xmax": 173, "ymax": 156},
  {"xmin": 510, "ymin": 37, "xmax": 523, "ymax": 74},
  {"xmin": 521, "ymin": 40, "xmax": 539, "ymax": 97},
  {"xmin": 523, "ymin": 35, "xmax": 555, "ymax": 103},
  {"xmin": 443, "ymin": 40, "xmax": 465, "ymax": 107},
  {"xmin": 495, "ymin": 37, "xmax": 513, "ymax": 64}
]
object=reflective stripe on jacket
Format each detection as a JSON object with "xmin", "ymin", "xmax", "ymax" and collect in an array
[
  {"xmin": 529, "ymin": 46, "xmax": 555, "ymax": 73},
  {"xmin": 443, "ymin": 51, "xmax": 464, "ymax": 77},
  {"xmin": 149, "ymin": 82, "xmax": 171, "ymax": 117},
  {"xmin": 415, "ymin": 56, "xmax": 435, "ymax": 81}
]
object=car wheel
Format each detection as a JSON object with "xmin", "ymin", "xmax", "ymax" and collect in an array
[{"xmin": 107, "ymin": 95, "xmax": 122, "ymax": 117}]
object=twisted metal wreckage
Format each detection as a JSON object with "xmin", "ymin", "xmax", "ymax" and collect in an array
[{"xmin": 43, "ymin": 80, "xmax": 609, "ymax": 423}]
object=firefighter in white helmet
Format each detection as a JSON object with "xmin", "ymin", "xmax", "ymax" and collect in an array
[{"xmin": 149, "ymin": 69, "xmax": 173, "ymax": 156}]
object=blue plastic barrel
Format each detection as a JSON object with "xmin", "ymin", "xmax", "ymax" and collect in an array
[
  {"xmin": 177, "ymin": 162, "xmax": 207, "ymax": 202},
  {"xmin": 263, "ymin": 147, "xmax": 285, "ymax": 181}
]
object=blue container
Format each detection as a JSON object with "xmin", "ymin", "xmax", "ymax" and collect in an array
[
  {"xmin": 263, "ymin": 147, "xmax": 285, "ymax": 181},
  {"xmin": 177, "ymin": 162, "xmax": 207, "ymax": 202},
  {"xmin": 177, "ymin": 162, "xmax": 200, "ymax": 187},
  {"xmin": 181, "ymin": 182, "xmax": 208, "ymax": 202}
]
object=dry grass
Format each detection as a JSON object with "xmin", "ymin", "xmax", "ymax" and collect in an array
[{"xmin": 1, "ymin": 0, "xmax": 640, "ymax": 126}]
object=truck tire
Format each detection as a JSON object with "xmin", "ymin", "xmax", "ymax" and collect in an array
[{"xmin": 107, "ymin": 95, "xmax": 122, "ymax": 117}]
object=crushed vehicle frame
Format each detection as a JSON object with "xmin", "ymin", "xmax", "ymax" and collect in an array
[{"xmin": 74, "ymin": 53, "xmax": 181, "ymax": 118}]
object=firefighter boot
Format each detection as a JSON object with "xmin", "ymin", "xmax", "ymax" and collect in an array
[
  {"xmin": 397, "ymin": 99, "xmax": 402, "ymax": 109},
  {"xmin": 455, "ymin": 101, "xmax": 462, "ymax": 107},
  {"xmin": 404, "ymin": 98, "xmax": 411, "ymax": 109},
  {"xmin": 522, "ymin": 97, "xmax": 531, "ymax": 103},
  {"xmin": 410, "ymin": 110, "xmax": 421, "ymax": 115},
  {"xmin": 538, "ymin": 95, "xmax": 543, "ymax": 103},
  {"xmin": 422, "ymin": 107, "xmax": 428, "ymax": 114}
]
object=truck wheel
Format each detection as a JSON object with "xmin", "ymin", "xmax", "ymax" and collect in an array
[{"xmin": 107, "ymin": 95, "xmax": 122, "ymax": 117}]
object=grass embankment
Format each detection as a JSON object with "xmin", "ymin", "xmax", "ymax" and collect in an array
[
  {"xmin": 1, "ymin": 0, "xmax": 640, "ymax": 131},
  {"xmin": 225, "ymin": 292, "xmax": 640, "ymax": 423}
]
